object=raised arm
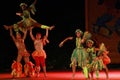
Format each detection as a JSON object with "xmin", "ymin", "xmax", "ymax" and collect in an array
[
  {"xmin": 45, "ymin": 28, "xmax": 48, "ymax": 38},
  {"xmin": 10, "ymin": 28, "xmax": 16, "ymax": 42},
  {"xmin": 16, "ymin": 12, "xmax": 22, "ymax": 17},
  {"xmin": 22, "ymin": 29, "xmax": 28, "ymax": 40},
  {"xmin": 59, "ymin": 36, "xmax": 73, "ymax": 47},
  {"xmin": 32, "ymin": 0, "xmax": 37, "ymax": 5},
  {"xmin": 43, "ymin": 29, "xmax": 49, "ymax": 45},
  {"xmin": 30, "ymin": 27, "xmax": 35, "ymax": 41}
]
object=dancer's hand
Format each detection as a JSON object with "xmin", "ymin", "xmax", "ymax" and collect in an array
[
  {"xmin": 16, "ymin": 13, "xmax": 22, "ymax": 16},
  {"xmin": 59, "ymin": 42, "xmax": 64, "ymax": 47},
  {"xmin": 49, "ymin": 25, "xmax": 55, "ymax": 30},
  {"xmin": 30, "ymin": 27, "xmax": 34, "ymax": 30},
  {"xmin": 67, "ymin": 37, "xmax": 73, "ymax": 40},
  {"xmin": 22, "ymin": 29, "xmax": 27, "ymax": 34},
  {"xmin": 3, "ymin": 25, "xmax": 9, "ymax": 30}
]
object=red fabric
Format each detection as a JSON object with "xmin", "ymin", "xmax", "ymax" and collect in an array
[
  {"xmin": 103, "ymin": 56, "xmax": 111, "ymax": 65},
  {"xmin": 34, "ymin": 56, "xmax": 45, "ymax": 67},
  {"xmin": 11, "ymin": 61, "xmax": 22, "ymax": 72}
]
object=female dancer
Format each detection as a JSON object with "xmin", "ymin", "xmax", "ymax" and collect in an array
[
  {"xmin": 59, "ymin": 29, "xmax": 92, "ymax": 80},
  {"xmin": 9, "ymin": 28, "xmax": 34, "ymax": 77},
  {"xmin": 86, "ymin": 39, "xmax": 102, "ymax": 80},
  {"xmin": 4, "ymin": 0, "xmax": 54, "ymax": 33},
  {"xmin": 29, "ymin": 27, "xmax": 49, "ymax": 77},
  {"xmin": 86, "ymin": 41, "xmax": 111, "ymax": 80},
  {"xmin": 98, "ymin": 43, "xmax": 111, "ymax": 80}
]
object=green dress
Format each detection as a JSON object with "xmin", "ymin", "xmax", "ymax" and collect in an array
[
  {"xmin": 13, "ymin": 4, "xmax": 50, "ymax": 33},
  {"xmin": 70, "ymin": 37, "xmax": 87, "ymax": 68},
  {"xmin": 87, "ymin": 47, "xmax": 104, "ymax": 72}
]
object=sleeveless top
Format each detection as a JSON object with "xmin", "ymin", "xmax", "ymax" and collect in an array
[{"xmin": 34, "ymin": 39, "xmax": 43, "ymax": 51}]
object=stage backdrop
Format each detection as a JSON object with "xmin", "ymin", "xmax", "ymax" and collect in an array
[{"xmin": 85, "ymin": 0, "xmax": 120, "ymax": 64}]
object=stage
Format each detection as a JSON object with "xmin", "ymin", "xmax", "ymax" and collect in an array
[{"xmin": 0, "ymin": 69, "xmax": 120, "ymax": 80}]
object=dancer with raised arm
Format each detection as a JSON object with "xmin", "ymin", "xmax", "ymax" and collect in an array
[
  {"xmin": 9, "ymin": 29, "xmax": 34, "ymax": 77},
  {"xmin": 98, "ymin": 43, "xmax": 111, "ymax": 80},
  {"xmin": 59, "ymin": 29, "xmax": 92, "ymax": 80},
  {"xmin": 86, "ymin": 40, "xmax": 111, "ymax": 80},
  {"xmin": 86, "ymin": 39, "xmax": 101, "ymax": 80},
  {"xmin": 29, "ymin": 27, "xmax": 49, "ymax": 77},
  {"xmin": 4, "ymin": 0, "xmax": 54, "ymax": 33}
]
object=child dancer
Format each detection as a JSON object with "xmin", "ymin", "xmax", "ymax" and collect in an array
[
  {"xmin": 59, "ymin": 29, "xmax": 92, "ymax": 80},
  {"xmin": 9, "ymin": 28, "xmax": 34, "ymax": 77},
  {"xmin": 29, "ymin": 27, "xmax": 49, "ymax": 77},
  {"xmin": 4, "ymin": 0, "xmax": 54, "ymax": 33},
  {"xmin": 98, "ymin": 43, "xmax": 111, "ymax": 80},
  {"xmin": 86, "ymin": 39, "xmax": 102, "ymax": 80}
]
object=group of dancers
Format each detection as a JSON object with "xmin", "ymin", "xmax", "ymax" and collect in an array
[
  {"xmin": 3, "ymin": 0, "xmax": 111, "ymax": 80},
  {"xmin": 3, "ymin": 0, "xmax": 54, "ymax": 78},
  {"xmin": 59, "ymin": 29, "xmax": 111, "ymax": 80}
]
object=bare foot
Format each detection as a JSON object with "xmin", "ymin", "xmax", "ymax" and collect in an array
[
  {"xmin": 49, "ymin": 25, "xmax": 55, "ymax": 30},
  {"xmin": 71, "ymin": 73, "xmax": 75, "ymax": 80}
]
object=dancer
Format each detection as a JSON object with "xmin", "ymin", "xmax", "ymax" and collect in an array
[
  {"xmin": 29, "ymin": 27, "xmax": 49, "ymax": 77},
  {"xmin": 4, "ymin": 0, "xmax": 54, "ymax": 33},
  {"xmin": 86, "ymin": 40, "xmax": 111, "ymax": 80},
  {"xmin": 9, "ymin": 28, "xmax": 34, "ymax": 77},
  {"xmin": 86, "ymin": 39, "xmax": 102, "ymax": 80},
  {"xmin": 98, "ymin": 43, "xmax": 111, "ymax": 80},
  {"xmin": 59, "ymin": 29, "xmax": 92, "ymax": 80}
]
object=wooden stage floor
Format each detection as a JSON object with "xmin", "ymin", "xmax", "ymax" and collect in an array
[{"xmin": 0, "ymin": 69, "xmax": 120, "ymax": 80}]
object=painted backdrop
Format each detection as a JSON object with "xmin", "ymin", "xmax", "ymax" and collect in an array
[{"xmin": 86, "ymin": 0, "xmax": 120, "ymax": 64}]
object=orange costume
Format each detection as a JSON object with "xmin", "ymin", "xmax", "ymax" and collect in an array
[
  {"xmin": 9, "ymin": 28, "xmax": 35, "ymax": 77},
  {"xmin": 32, "ymin": 39, "xmax": 46, "ymax": 68},
  {"xmin": 11, "ymin": 61, "xmax": 22, "ymax": 77},
  {"xmin": 102, "ymin": 50, "xmax": 111, "ymax": 66}
]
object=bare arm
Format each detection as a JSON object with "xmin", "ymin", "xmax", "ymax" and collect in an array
[
  {"xmin": 59, "ymin": 36, "xmax": 73, "ymax": 47},
  {"xmin": 22, "ymin": 30, "xmax": 28, "ymax": 40},
  {"xmin": 81, "ymin": 38, "xmax": 86, "ymax": 43},
  {"xmin": 95, "ymin": 48, "xmax": 100, "ymax": 51},
  {"xmin": 43, "ymin": 29, "xmax": 49, "ymax": 45},
  {"xmin": 32, "ymin": 0, "xmax": 37, "ymax": 5},
  {"xmin": 30, "ymin": 27, "xmax": 35, "ymax": 41},
  {"xmin": 45, "ymin": 28, "xmax": 48, "ymax": 38},
  {"xmin": 16, "ymin": 12, "xmax": 23, "ymax": 17},
  {"xmin": 10, "ymin": 28, "xmax": 16, "ymax": 42},
  {"xmin": 94, "ymin": 48, "xmax": 100, "ymax": 53},
  {"xmin": 45, "ymin": 28, "xmax": 49, "ymax": 43}
]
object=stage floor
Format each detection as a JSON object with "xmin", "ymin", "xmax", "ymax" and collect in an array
[{"xmin": 0, "ymin": 70, "xmax": 120, "ymax": 80}]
